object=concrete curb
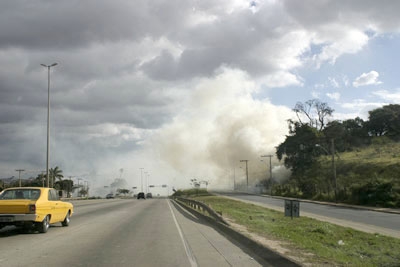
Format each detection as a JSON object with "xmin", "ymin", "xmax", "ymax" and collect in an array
[
  {"xmin": 264, "ymin": 195, "xmax": 400, "ymax": 215},
  {"xmin": 230, "ymin": 191, "xmax": 400, "ymax": 215},
  {"xmin": 172, "ymin": 198, "xmax": 300, "ymax": 267}
]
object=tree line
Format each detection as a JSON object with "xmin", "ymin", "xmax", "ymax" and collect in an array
[
  {"xmin": 275, "ymin": 100, "xmax": 400, "ymax": 207},
  {"xmin": 0, "ymin": 166, "xmax": 82, "ymax": 197}
]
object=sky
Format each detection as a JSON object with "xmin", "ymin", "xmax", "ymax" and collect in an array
[{"xmin": 1, "ymin": 0, "xmax": 400, "ymax": 194}]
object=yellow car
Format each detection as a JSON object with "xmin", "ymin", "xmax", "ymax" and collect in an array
[{"xmin": 0, "ymin": 187, "xmax": 73, "ymax": 233}]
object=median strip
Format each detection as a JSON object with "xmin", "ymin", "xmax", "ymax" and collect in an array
[{"xmin": 174, "ymin": 193, "xmax": 400, "ymax": 266}]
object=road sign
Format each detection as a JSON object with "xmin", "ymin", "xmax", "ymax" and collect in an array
[{"xmin": 285, "ymin": 200, "xmax": 300, "ymax": 219}]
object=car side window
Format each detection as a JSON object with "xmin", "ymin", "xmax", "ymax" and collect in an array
[{"xmin": 48, "ymin": 189, "xmax": 59, "ymax": 201}]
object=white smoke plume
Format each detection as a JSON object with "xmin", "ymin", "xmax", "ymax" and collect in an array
[{"xmin": 143, "ymin": 67, "xmax": 293, "ymax": 190}]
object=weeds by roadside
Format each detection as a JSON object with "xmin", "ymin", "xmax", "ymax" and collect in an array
[{"xmin": 194, "ymin": 195, "xmax": 400, "ymax": 266}]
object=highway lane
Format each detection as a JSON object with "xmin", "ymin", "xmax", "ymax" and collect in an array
[
  {"xmin": 216, "ymin": 192, "xmax": 400, "ymax": 238},
  {"xmin": 0, "ymin": 198, "xmax": 267, "ymax": 267}
]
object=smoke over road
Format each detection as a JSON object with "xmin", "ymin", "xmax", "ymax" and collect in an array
[{"xmin": 143, "ymin": 68, "xmax": 293, "ymax": 190}]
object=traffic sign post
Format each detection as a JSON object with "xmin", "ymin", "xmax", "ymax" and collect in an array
[{"xmin": 284, "ymin": 200, "xmax": 300, "ymax": 219}]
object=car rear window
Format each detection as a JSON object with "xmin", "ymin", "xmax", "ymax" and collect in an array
[{"xmin": 0, "ymin": 189, "xmax": 41, "ymax": 200}]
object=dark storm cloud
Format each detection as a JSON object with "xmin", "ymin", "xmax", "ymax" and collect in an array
[
  {"xmin": 0, "ymin": 0, "xmax": 188, "ymax": 50},
  {"xmin": 141, "ymin": 3, "xmax": 289, "ymax": 80},
  {"xmin": 282, "ymin": 0, "xmax": 400, "ymax": 32}
]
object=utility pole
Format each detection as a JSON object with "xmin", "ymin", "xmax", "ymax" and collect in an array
[
  {"xmin": 240, "ymin": 160, "xmax": 249, "ymax": 191},
  {"xmin": 41, "ymin": 63, "xmax": 58, "ymax": 188},
  {"xmin": 68, "ymin": 176, "xmax": 73, "ymax": 198},
  {"xmin": 315, "ymin": 139, "xmax": 337, "ymax": 203},
  {"xmin": 331, "ymin": 139, "xmax": 337, "ymax": 203},
  {"xmin": 41, "ymin": 171, "xmax": 46, "ymax": 187},
  {"xmin": 261, "ymin": 155, "xmax": 273, "ymax": 196},
  {"xmin": 15, "ymin": 169, "xmax": 25, "ymax": 187},
  {"xmin": 139, "ymin": 168, "xmax": 144, "ymax": 192},
  {"xmin": 233, "ymin": 167, "xmax": 236, "ymax": 191}
]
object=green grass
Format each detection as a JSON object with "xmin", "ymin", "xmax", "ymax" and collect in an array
[{"xmin": 194, "ymin": 195, "xmax": 400, "ymax": 266}]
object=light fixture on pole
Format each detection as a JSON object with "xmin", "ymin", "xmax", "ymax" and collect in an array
[{"xmin": 41, "ymin": 63, "xmax": 58, "ymax": 188}]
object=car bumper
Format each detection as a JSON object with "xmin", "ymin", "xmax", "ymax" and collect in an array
[{"xmin": 0, "ymin": 214, "xmax": 38, "ymax": 223}]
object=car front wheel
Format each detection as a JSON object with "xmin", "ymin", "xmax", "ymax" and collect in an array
[{"xmin": 37, "ymin": 215, "xmax": 50, "ymax": 233}]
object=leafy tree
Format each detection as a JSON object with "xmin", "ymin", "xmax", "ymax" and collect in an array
[
  {"xmin": 117, "ymin": 188, "xmax": 130, "ymax": 195},
  {"xmin": 322, "ymin": 117, "xmax": 369, "ymax": 151},
  {"xmin": 49, "ymin": 166, "xmax": 64, "ymax": 188},
  {"xmin": 342, "ymin": 117, "xmax": 370, "ymax": 147},
  {"xmin": 276, "ymin": 123, "xmax": 320, "ymax": 176},
  {"xmin": 54, "ymin": 179, "xmax": 73, "ymax": 194},
  {"xmin": 367, "ymin": 104, "xmax": 400, "ymax": 140},
  {"xmin": 79, "ymin": 188, "xmax": 88, "ymax": 197}
]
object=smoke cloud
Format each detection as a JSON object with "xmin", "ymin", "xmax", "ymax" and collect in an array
[{"xmin": 139, "ymin": 67, "xmax": 293, "ymax": 190}]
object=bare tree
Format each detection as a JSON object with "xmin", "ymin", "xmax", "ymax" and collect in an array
[{"xmin": 293, "ymin": 99, "xmax": 334, "ymax": 131}]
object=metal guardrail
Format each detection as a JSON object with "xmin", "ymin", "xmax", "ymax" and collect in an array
[{"xmin": 174, "ymin": 197, "xmax": 229, "ymax": 225}]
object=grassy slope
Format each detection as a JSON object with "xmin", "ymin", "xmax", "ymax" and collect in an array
[
  {"xmin": 194, "ymin": 195, "xmax": 400, "ymax": 266},
  {"xmin": 321, "ymin": 141, "xmax": 400, "ymax": 181},
  {"xmin": 310, "ymin": 141, "xmax": 400, "ymax": 206}
]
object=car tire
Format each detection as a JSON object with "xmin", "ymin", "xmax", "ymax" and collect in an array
[
  {"xmin": 61, "ymin": 212, "xmax": 71, "ymax": 227},
  {"xmin": 37, "ymin": 215, "xmax": 50, "ymax": 233}
]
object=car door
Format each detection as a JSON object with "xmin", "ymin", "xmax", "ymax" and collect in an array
[{"xmin": 48, "ymin": 189, "xmax": 63, "ymax": 222}]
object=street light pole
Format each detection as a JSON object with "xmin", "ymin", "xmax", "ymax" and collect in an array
[
  {"xmin": 41, "ymin": 63, "xmax": 58, "ymax": 188},
  {"xmin": 15, "ymin": 169, "xmax": 25, "ymax": 187},
  {"xmin": 261, "ymin": 155, "xmax": 273, "ymax": 196},
  {"xmin": 316, "ymin": 139, "xmax": 337, "ymax": 202},
  {"xmin": 331, "ymin": 139, "xmax": 337, "ymax": 203},
  {"xmin": 139, "ymin": 168, "xmax": 144, "ymax": 192},
  {"xmin": 240, "ymin": 160, "xmax": 249, "ymax": 191}
]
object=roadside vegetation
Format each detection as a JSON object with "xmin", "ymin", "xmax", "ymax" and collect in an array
[
  {"xmin": 175, "ymin": 190, "xmax": 400, "ymax": 266},
  {"xmin": 274, "ymin": 101, "xmax": 400, "ymax": 207}
]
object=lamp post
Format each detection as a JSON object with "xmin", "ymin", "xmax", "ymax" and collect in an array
[
  {"xmin": 261, "ymin": 155, "xmax": 273, "ymax": 196},
  {"xmin": 15, "ymin": 169, "xmax": 25, "ymax": 187},
  {"xmin": 41, "ymin": 63, "xmax": 58, "ymax": 188},
  {"xmin": 77, "ymin": 178, "xmax": 82, "ymax": 197},
  {"xmin": 240, "ymin": 160, "xmax": 249, "ymax": 191},
  {"xmin": 139, "ymin": 168, "xmax": 144, "ymax": 192},
  {"xmin": 316, "ymin": 139, "xmax": 337, "ymax": 202}
]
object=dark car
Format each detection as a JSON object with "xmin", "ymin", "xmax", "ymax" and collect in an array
[
  {"xmin": 106, "ymin": 193, "xmax": 114, "ymax": 199},
  {"xmin": 137, "ymin": 192, "xmax": 145, "ymax": 199},
  {"xmin": 146, "ymin": 193, "xmax": 152, "ymax": 198}
]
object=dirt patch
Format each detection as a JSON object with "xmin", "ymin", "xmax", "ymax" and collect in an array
[{"xmin": 223, "ymin": 217, "xmax": 334, "ymax": 267}]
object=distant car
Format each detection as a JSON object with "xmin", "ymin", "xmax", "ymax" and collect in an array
[
  {"xmin": 137, "ymin": 192, "xmax": 145, "ymax": 199},
  {"xmin": 146, "ymin": 192, "xmax": 152, "ymax": 198},
  {"xmin": 106, "ymin": 193, "xmax": 114, "ymax": 199},
  {"xmin": 0, "ymin": 187, "xmax": 73, "ymax": 233}
]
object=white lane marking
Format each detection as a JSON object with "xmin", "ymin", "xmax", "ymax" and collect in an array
[{"xmin": 167, "ymin": 199, "xmax": 198, "ymax": 267}]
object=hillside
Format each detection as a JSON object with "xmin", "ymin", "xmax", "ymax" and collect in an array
[{"xmin": 310, "ymin": 139, "xmax": 400, "ymax": 207}]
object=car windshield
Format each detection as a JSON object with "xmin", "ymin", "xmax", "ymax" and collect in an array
[{"xmin": 0, "ymin": 189, "xmax": 41, "ymax": 200}]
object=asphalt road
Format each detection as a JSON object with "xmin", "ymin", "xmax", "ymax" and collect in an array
[
  {"xmin": 216, "ymin": 192, "xmax": 400, "ymax": 238},
  {"xmin": 0, "ymin": 198, "xmax": 268, "ymax": 267}
]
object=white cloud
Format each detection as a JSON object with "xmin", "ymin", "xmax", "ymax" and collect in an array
[
  {"xmin": 342, "ymin": 75, "xmax": 350, "ymax": 87},
  {"xmin": 326, "ymin": 92, "xmax": 340, "ymax": 101},
  {"xmin": 328, "ymin": 77, "xmax": 339, "ymax": 88},
  {"xmin": 353, "ymin": 70, "xmax": 382, "ymax": 87},
  {"xmin": 260, "ymin": 71, "xmax": 303, "ymax": 88},
  {"xmin": 372, "ymin": 89, "xmax": 400, "ymax": 103},
  {"xmin": 311, "ymin": 91, "xmax": 321, "ymax": 98},
  {"xmin": 313, "ymin": 28, "xmax": 369, "ymax": 67},
  {"xmin": 340, "ymin": 99, "xmax": 387, "ymax": 119}
]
